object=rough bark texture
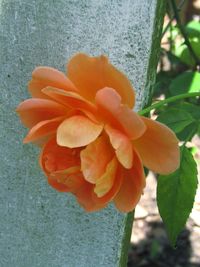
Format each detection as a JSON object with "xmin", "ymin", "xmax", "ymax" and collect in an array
[{"xmin": 0, "ymin": 1, "xmax": 165, "ymax": 266}]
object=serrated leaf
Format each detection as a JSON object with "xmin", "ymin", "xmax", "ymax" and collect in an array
[
  {"xmin": 156, "ymin": 108, "xmax": 194, "ymax": 133},
  {"xmin": 173, "ymin": 102, "xmax": 200, "ymax": 140},
  {"xmin": 169, "ymin": 71, "xmax": 200, "ymax": 96},
  {"xmin": 177, "ymin": 102, "xmax": 200, "ymax": 120},
  {"xmin": 157, "ymin": 146, "xmax": 198, "ymax": 247}
]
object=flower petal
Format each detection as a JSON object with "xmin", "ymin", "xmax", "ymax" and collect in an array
[
  {"xmin": 133, "ymin": 117, "xmax": 180, "ymax": 175},
  {"xmin": 105, "ymin": 125, "xmax": 133, "ymax": 169},
  {"xmin": 95, "ymin": 87, "xmax": 146, "ymax": 139},
  {"xmin": 75, "ymin": 183, "xmax": 107, "ymax": 212},
  {"xmin": 57, "ymin": 115, "xmax": 103, "ymax": 148},
  {"xmin": 42, "ymin": 86, "xmax": 98, "ymax": 122},
  {"xmin": 67, "ymin": 53, "xmax": 135, "ymax": 108},
  {"xmin": 28, "ymin": 80, "xmax": 50, "ymax": 99},
  {"xmin": 76, "ymin": 162, "xmax": 123, "ymax": 212},
  {"xmin": 48, "ymin": 167, "xmax": 85, "ymax": 193},
  {"xmin": 16, "ymin": 98, "xmax": 67, "ymax": 128},
  {"xmin": 40, "ymin": 138, "xmax": 82, "ymax": 192},
  {"xmin": 23, "ymin": 116, "xmax": 65, "ymax": 144},
  {"xmin": 29, "ymin": 66, "xmax": 77, "ymax": 98},
  {"xmin": 94, "ymin": 157, "xmax": 118, "ymax": 197},
  {"xmin": 77, "ymin": 157, "xmax": 123, "ymax": 212},
  {"xmin": 48, "ymin": 175, "xmax": 70, "ymax": 192},
  {"xmin": 80, "ymin": 135, "xmax": 113, "ymax": 184},
  {"xmin": 93, "ymin": 161, "xmax": 123, "ymax": 206},
  {"xmin": 40, "ymin": 138, "xmax": 81, "ymax": 174},
  {"xmin": 114, "ymin": 150, "xmax": 145, "ymax": 212}
]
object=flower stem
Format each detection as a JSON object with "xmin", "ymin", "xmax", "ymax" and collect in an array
[{"xmin": 139, "ymin": 92, "xmax": 200, "ymax": 115}]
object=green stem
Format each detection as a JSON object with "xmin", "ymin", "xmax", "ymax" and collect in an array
[
  {"xmin": 139, "ymin": 92, "xmax": 200, "ymax": 115},
  {"xmin": 162, "ymin": 0, "xmax": 186, "ymax": 38},
  {"xmin": 171, "ymin": 0, "xmax": 200, "ymax": 67}
]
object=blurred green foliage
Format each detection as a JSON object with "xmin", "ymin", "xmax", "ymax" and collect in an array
[
  {"xmin": 151, "ymin": 1, "xmax": 200, "ymax": 247},
  {"xmin": 154, "ymin": 18, "xmax": 200, "ymax": 142}
]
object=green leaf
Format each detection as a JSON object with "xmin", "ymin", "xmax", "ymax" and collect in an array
[
  {"xmin": 177, "ymin": 102, "xmax": 200, "ymax": 120},
  {"xmin": 173, "ymin": 102, "xmax": 200, "ymax": 140},
  {"xmin": 170, "ymin": 25, "xmax": 180, "ymax": 39},
  {"xmin": 153, "ymin": 71, "xmax": 172, "ymax": 96},
  {"xmin": 172, "ymin": 33, "xmax": 200, "ymax": 67},
  {"xmin": 156, "ymin": 108, "xmax": 194, "ymax": 133},
  {"xmin": 169, "ymin": 71, "xmax": 200, "ymax": 96},
  {"xmin": 185, "ymin": 21, "xmax": 200, "ymax": 39},
  {"xmin": 198, "ymin": 124, "xmax": 200, "ymax": 137},
  {"xmin": 166, "ymin": 51, "xmax": 183, "ymax": 66},
  {"xmin": 157, "ymin": 146, "xmax": 198, "ymax": 247},
  {"xmin": 163, "ymin": 102, "xmax": 200, "ymax": 141},
  {"xmin": 190, "ymin": 146, "xmax": 198, "ymax": 157},
  {"xmin": 180, "ymin": 39, "xmax": 200, "ymax": 66},
  {"xmin": 176, "ymin": 122, "xmax": 198, "ymax": 141}
]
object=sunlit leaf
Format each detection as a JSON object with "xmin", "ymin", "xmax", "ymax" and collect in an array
[
  {"xmin": 185, "ymin": 21, "xmax": 200, "ymax": 39},
  {"xmin": 157, "ymin": 146, "xmax": 198, "ymax": 247},
  {"xmin": 167, "ymin": 25, "xmax": 181, "ymax": 39},
  {"xmin": 181, "ymin": 39, "xmax": 200, "ymax": 66},
  {"xmin": 174, "ymin": 39, "xmax": 200, "ymax": 67}
]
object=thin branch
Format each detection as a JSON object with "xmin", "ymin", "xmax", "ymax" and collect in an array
[
  {"xmin": 170, "ymin": 0, "xmax": 200, "ymax": 67},
  {"xmin": 138, "ymin": 92, "xmax": 200, "ymax": 115},
  {"xmin": 162, "ymin": 0, "xmax": 186, "ymax": 38}
]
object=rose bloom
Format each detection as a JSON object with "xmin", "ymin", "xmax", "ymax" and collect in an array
[{"xmin": 17, "ymin": 53, "xmax": 180, "ymax": 212}]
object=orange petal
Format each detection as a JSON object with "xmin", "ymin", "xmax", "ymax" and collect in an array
[
  {"xmin": 105, "ymin": 125, "xmax": 133, "ymax": 169},
  {"xmin": 29, "ymin": 66, "xmax": 77, "ymax": 98},
  {"xmin": 76, "ymin": 158, "xmax": 123, "ymax": 212},
  {"xmin": 48, "ymin": 175, "xmax": 70, "ymax": 192},
  {"xmin": 95, "ymin": 87, "xmax": 146, "ymax": 139},
  {"xmin": 16, "ymin": 98, "xmax": 68, "ymax": 128},
  {"xmin": 114, "ymin": 150, "xmax": 146, "ymax": 212},
  {"xmin": 67, "ymin": 53, "xmax": 135, "ymax": 108},
  {"xmin": 93, "ymin": 161, "xmax": 123, "ymax": 206},
  {"xmin": 32, "ymin": 135, "xmax": 56, "ymax": 147},
  {"xmin": 133, "ymin": 117, "xmax": 180, "ymax": 175},
  {"xmin": 75, "ymin": 183, "xmax": 107, "ymax": 212},
  {"xmin": 80, "ymin": 135, "xmax": 113, "ymax": 184},
  {"xmin": 40, "ymin": 138, "xmax": 81, "ymax": 174},
  {"xmin": 42, "ymin": 86, "xmax": 98, "ymax": 122},
  {"xmin": 40, "ymin": 138, "xmax": 82, "ymax": 192},
  {"xmin": 94, "ymin": 157, "xmax": 118, "ymax": 197},
  {"xmin": 23, "ymin": 116, "xmax": 65, "ymax": 144},
  {"xmin": 48, "ymin": 167, "xmax": 85, "ymax": 193},
  {"xmin": 57, "ymin": 115, "xmax": 103, "ymax": 148},
  {"xmin": 28, "ymin": 80, "xmax": 50, "ymax": 99}
]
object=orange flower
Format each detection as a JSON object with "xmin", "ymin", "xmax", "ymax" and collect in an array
[{"xmin": 17, "ymin": 53, "xmax": 180, "ymax": 212}]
